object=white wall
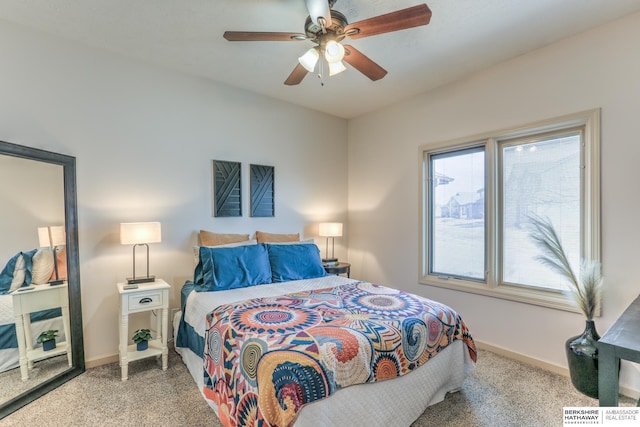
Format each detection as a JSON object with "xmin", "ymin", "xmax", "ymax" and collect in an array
[
  {"xmin": 0, "ymin": 20, "xmax": 348, "ymax": 363},
  {"xmin": 0, "ymin": 156, "xmax": 64, "ymax": 262},
  {"xmin": 3, "ymin": 8, "xmax": 637, "ymax": 392},
  {"xmin": 348, "ymin": 11, "xmax": 640, "ymax": 394}
]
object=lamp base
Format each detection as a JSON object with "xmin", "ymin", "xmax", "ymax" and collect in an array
[
  {"xmin": 322, "ymin": 258, "xmax": 338, "ymax": 266},
  {"xmin": 48, "ymin": 279, "xmax": 65, "ymax": 286},
  {"xmin": 126, "ymin": 275, "xmax": 155, "ymax": 285}
]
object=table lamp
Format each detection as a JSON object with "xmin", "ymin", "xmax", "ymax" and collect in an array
[
  {"xmin": 318, "ymin": 222, "xmax": 343, "ymax": 265},
  {"xmin": 38, "ymin": 225, "xmax": 66, "ymax": 285},
  {"xmin": 120, "ymin": 222, "xmax": 161, "ymax": 289}
]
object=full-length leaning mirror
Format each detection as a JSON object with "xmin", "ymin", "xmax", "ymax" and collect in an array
[{"xmin": 0, "ymin": 140, "xmax": 84, "ymax": 418}]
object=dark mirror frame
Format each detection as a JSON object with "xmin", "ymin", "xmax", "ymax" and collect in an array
[{"xmin": 0, "ymin": 140, "xmax": 85, "ymax": 418}]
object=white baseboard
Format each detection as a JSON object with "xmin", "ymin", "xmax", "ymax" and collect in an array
[
  {"xmin": 85, "ymin": 338, "xmax": 175, "ymax": 369},
  {"xmin": 475, "ymin": 340, "xmax": 639, "ymax": 401},
  {"xmin": 86, "ymin": 353, "xmax": 119, "ymax": 369}
]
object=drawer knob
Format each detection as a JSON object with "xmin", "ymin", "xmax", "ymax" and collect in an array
[{"xmin": 139, "ymin": 297, "xmax": 153, "ymax": 304}]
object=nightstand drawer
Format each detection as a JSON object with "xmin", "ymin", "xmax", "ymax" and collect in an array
[{"xmin": 128, "ymin": 291, "xmax": 163, "ymax": 311}]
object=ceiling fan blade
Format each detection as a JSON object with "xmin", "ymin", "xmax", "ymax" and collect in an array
[
  {"xmin": 344, "ymin": 4, "xmax": 432, "ymax": 39},
  {"xmin": 223, "ymin": 31, "xmax": 306, "ymax": 42},
  {"xmin": 343, "ymin": 45, "xmax": 387, "ymax": 81},
  {"xmin": 305, "ymin": 0, "xmax": 332, "ymax": 27},
  {"xmin": 284, "ymin": 63, "xmax": 309, "ymax": 85}
]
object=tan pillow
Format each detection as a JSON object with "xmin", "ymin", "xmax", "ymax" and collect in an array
[
  {"xmin": 199, "ymin": 230, "xmax": 250, "ymax": 247},
  {"xmin": 256, "ymin": 231, "xmax": 300, "ymax": 243}
]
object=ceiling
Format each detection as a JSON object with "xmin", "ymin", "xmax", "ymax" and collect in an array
[{"xmin": 1, "ymin": 0, "xmax": 640, "ymax": 118}]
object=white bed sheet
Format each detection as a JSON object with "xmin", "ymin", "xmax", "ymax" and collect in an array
[
  {"xmin": 182, "ymin": 275, "xmax": 357, "ymax": 335},
  {"xmin": 174, "ymin": 276, "xmax": 475, "ymax": 427},
  {"xmin": 1, "ymin": 294, "xmax": 15, "ymax": 325}
]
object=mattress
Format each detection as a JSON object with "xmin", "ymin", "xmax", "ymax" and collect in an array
[{"xmin": 174, "ymin": 276, "xmax": 475, "ymax": 426}]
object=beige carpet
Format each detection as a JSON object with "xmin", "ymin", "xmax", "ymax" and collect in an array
[
  {"xmin": 2, "ymin": 347, "xmax": 633, "ymax": 426},
  {"xmin": 0, "ymin": 354, "xmax": 69, "ymax": 403}
]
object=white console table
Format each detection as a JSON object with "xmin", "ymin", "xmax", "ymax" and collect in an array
[
  {"xmin": 12, "ymin": 283, "xmax": 72, "ymax": 381},
  {"xmin": 117, "ymin": 279, "xmax": 170, "ymax": 381}
]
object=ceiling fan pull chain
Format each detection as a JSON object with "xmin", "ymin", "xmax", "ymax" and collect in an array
[{"xmin": 317, "ymin": 59, "xmax": 325, "ymax": 86}]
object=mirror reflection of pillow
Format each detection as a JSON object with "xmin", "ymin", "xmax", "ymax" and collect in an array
[
  {"xmin": 32, "ymin": 248, "xmax": 55, "ymax": 284},
  {"xmin": 0, "ymin": 253, "xmax": 24, "ymax": 293},
  {"xmin": 50, "ymin": 246, "xmax": 67, "ymax": 281},
  {"xmin": 1, "ymin": 249, "xmax": 36, "ymax": 293},
  {"xmin": 0, "ymin": 252, "xmax": 22, "ymax": 295},
  {"xmin": 9, "ymin": 254, "xmax": 26, "ymax": 291}
]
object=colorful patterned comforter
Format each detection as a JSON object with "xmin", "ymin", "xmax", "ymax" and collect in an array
[{"xmin": 203, "ymin": 282, "xmax": 476, "ymax": 427}]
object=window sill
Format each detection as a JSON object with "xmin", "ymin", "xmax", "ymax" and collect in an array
[{"xmin": 419, "ymin": 274, "xmax": 591, "ymax": 315}]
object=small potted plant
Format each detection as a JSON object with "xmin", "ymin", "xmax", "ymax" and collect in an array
[
  {"xmin": 37, "ymin": 330, "xmax": 59, "ymax": 352},
  {"xmin": 132, "ymin": 328, "xmax": 152, "ymax": 351}
]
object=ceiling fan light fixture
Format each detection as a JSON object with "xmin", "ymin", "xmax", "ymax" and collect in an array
[
  {"xmin": 328, "ymin": 60, "xmax": 347, "ymax": 76},
  {"xmin": 324, "ymin": 40, "xmax": 345, "ymax": 63},
  {"xmin": 298, "ymin": 47, "xmax": 319, "ymax": 72},
  {"xmin": 224, "ymin": 3, "xmax": 433, "ymax": 86}
]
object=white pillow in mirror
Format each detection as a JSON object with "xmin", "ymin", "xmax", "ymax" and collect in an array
[
  {"xmin": 32, "ymin": 248, "xmax": 55, "ymax": 284},
  {"xmin": 9, "ymin": 254, "xmax": 26, "ymax": 292}
]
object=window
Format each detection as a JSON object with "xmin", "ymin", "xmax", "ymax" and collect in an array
[
  {"xmin": 420, "ymin": 110, "xmax": 600, "ymax": 312},
  {"xmin": 429, "ymin": 147, "xmax": 485, "ymax": 281}
]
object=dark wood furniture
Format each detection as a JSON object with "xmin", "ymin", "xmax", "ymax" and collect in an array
[
  {"xmin": 598, "ymin": 295, "xmax": 640, "ymax": 406},
  {"xmin": 324, "ymin": 262, "xmax": 351, "ymax": 278}
]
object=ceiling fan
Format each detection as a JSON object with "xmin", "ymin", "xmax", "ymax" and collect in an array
[{"xmin": 223, "ymin": 0, "xmax": 432, "ymax": 85}]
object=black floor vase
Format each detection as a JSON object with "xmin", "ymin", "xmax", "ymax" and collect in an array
[{"xmin": 566, "ymin": 319, "xmax": 600, "ymax": 398}]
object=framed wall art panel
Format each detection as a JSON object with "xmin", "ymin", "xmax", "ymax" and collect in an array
[
  {"xmin": 250, "ymin": 164, "xmax": 274, "ymax": 217},
  {"xmin": 213, "ymin": 160, "xmax": 242, "ymax": 217}
]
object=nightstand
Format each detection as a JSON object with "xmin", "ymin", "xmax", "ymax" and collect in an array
[
  {"xmin": 324, "ymin": 262, "xmax": 351, "ymax": 278},
  {"xmin": 117, "ymin": 278, "xmax": 170, "ymax": 381},
  {"xmin": 12, "ymin": 283, "xmax": 72, "ymax": 381}
]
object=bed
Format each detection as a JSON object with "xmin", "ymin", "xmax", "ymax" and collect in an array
[
  {"xmin": 0, "ymin": 248, "xmax": 66, "ymax": 373},
  {"xmin": 174, "ymin": 239, "xmax": 476, "ymax": 427}
]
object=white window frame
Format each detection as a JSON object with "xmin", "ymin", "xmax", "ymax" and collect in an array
[{"xmin": 419, "ymin": 109, "xmax": 600, "ymax": 313}]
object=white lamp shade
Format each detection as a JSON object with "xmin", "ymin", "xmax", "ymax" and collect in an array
[
  {"xmin": 328, "ymin": 60, "xmax": 347, "ymax": 76},
  {"xmin": 298, "ymin": 48, "xmax": 319, "ymax": 73},
  {"xmin": 38, "ymin": 226, "xmax": 66, "ymax": 247},
  {"xmin": 324, "ymin": 40, "xmax": 345, "ymax": 63},
  {"xmin": 319, "ymin": 222, "xmax": 343, "ymax": 237},
  {"xmin": 120, "ymin": 222, "xmax": 162, "ymax": 245}
]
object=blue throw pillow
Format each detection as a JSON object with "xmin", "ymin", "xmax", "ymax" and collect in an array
[
  {"xmin": 0, "ymin": 252, "xmax": 21, "ymax": 295},
  {"xmin": 0, "ymin": 249, "xmax": 38, "ymax": 295},
  {"xmin": 265, "ymin": 243, "xmax": 327, "ymax": 282},
  {"xmin": 194, "ymin": 244, "xmax": 272, "ymax": 291}
]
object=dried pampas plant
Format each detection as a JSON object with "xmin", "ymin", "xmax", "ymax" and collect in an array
[{"xmin": 528, "ymin": 215, "xmax": 602, "ymax": 320}]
